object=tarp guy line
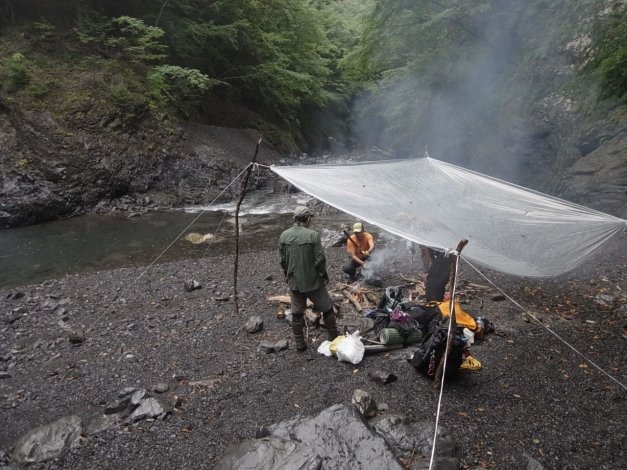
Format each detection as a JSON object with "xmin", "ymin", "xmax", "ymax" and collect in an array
[
  {"xmin": 463, "ymin": 258, "xmax": 626, "ymax": 391},
  {"xmin": 87, "ymin": 164, "xmax": 252, "ymax": 328},
  {"xmin": 271, "ymin": 157, "xmax": 626, "ymax": 278}
]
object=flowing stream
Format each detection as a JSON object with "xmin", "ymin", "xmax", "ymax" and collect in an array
[{"xmin": 0, "ymin": 190, "xmax": 345, "ymax": 289}]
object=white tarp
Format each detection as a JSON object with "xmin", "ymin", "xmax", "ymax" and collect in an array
[{"xmin": 271, "ymin": 157, "xmax": 626, "ymax": 277}]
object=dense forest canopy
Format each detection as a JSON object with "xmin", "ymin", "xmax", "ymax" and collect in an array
[{"xmin": 0, "ymin": 0, "xmax": 625, "ymax": 161}]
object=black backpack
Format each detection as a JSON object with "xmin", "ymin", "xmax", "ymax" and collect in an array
[{"xmin": 409, "ymin": 316, "xmax": 466, "ymax": 379}]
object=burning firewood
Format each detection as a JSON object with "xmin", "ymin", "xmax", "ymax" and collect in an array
[{"xmin": 341, "ymin": 288, "xmax": 363, "ymax": 312}]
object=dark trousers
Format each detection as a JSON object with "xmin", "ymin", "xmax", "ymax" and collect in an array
[
  {"xmin": 342, "ymin": 257, "xmax": 368, "ymax": 277},
  {"xmin": 425, "ymin": 253, "xmax": 454, "ymax": 302}
]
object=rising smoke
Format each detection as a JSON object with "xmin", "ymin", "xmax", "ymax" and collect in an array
[{"xmin": 348, "ymin": 1, "xmax": 605, "ymax": 191}]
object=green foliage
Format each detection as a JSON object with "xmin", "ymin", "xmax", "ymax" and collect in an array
[
  {"xmin": 147, "ymin": 65, "xmax": 218, "ymax": 110},
  {"xmin": 27, "ymin": 78, "xmax": 57, "ymax": 98},
  {"xmin": 75, "ymin": 13, "xmax": 166, "ymax": 63},
  {"xmin": 110, "ymin": 82, "xmax": 133, "ymax": 107},
  {"xmin": 157, "ymin": 0, "xmax": 352, "ymax": 121},
  {"xmin": 6, "ymin": 1, "xmax": 372, "ymax": 142},
  {"xmin": 2, "ymin": 52, "xmax": 30, "ymax": 92},
  {"xmin": 74, "ymin": 11, "xmax": 111, "ymax": 49},
  {"xmin": 109, "ymin": 79, "xmax": 148, "ymax": 124},
  {"xmin": 31, "ymin": 19, "xmax": 57, "ymax": 42},
  {"xmin": 588, "ymin": 3, "xmax": 627, "ymax": 102},
  {"xmin": 108, "ymin": 16, "xmax": 166, "ymax": 63}
]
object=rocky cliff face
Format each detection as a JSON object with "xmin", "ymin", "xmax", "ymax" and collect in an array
[
  {"xmin": 0, "ymin": 98, "xmax": 280, "ymax": 228},
  {"xmin": 473, "ymin": 2, "xmax": 627, "ymax": 218}
]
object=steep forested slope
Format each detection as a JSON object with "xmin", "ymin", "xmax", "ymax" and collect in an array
[{"xmin": 0, "ymin": 0, "xmax": 625, "ymax": 227}]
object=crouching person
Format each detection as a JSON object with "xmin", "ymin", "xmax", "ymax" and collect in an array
[{"xmin": 279, "ymin": 206, "xmax": 339, "ymax": 351}]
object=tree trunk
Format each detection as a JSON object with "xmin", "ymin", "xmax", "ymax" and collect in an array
[{"xmin": 155, "ymin": 0, "xmax": 170, "ymax": 27}]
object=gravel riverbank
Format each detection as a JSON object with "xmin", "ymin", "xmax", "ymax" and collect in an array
[{"xmin": 1, "ymin": 234, "xmax": 625, "ymax": 469}]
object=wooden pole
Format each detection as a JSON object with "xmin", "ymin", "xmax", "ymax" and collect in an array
[
  {"xmin": 233, "ymin": 137, "xmax": 262, "ymax": 314},
  {"xmin": 434, "ymin": 239, "xmax": 468, "ymax": 388}
]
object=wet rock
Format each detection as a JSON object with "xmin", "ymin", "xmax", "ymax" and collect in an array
[
  {"xmin": 118, "ymin": 387, "xmax": 139, "ymax": 398},
  {"xmin": 68, "ymin": 330, "xmax": 85, "ymax": 345},
  {"xmin": 183, "ymin": 280, "xmax": 202, "ymax": 292},
  {"xmin": 594, "ymin": 293, "xmax": 616, "ymax": 305},
  {"xmin": 105, "ymin": 399, "xmax": 129, "ymax": 416},
  {"xmin": 128, "ymin": 397, "xmax": 168, "ymax": 422},
  {"xmin": 6, "ymin": 292, "xmax": 25, "ymax": 300},
  {"xmin": 352, "ymin": 389, "xmax": 377, "ymax": 419},
  {"xmin": 412, "ymin": 457, "xmax": 460, "ymax": 470},
  {"xmin": 216, "ymin": 404, "xmax": 403, "ymax": 470},
  {"xmin": 0, "ymin": 449, "xmax": 9, "ymax": 466},
  {"xmin": 274, "ymin": 339, "xmax": 289, "ymax": 352},
  {"xmin": 10, "ymin": 415, "xmax": 82, "ymax": 464},
  {"xmin": 372, "ymin": 414, "xmax": 459, "ymax": 464},
  {"xmin": 524, "ymin": 453, "xmax": 546, "ymax": 470},
  {"xmin": 321, "ymin": 228, "xmax": 345, "ymax": 248},
  {"xmin": 40, "ymin": 298, "xmax": 59, "ymax": 311},
  {"xmin": 368, "ymin": 370, "xmax": 397, "ymax": 385},
  {"xmin": 53, "ymin": 307, "xmax": 67, "ymax": 316},
  {"xmin": 104, "ymin": 388, "xmax": 169, "ymax": 423},
  {"xmin": 243, "ymin": 316, "xmax": 263, "ymax": 334},
  {"xmin": 129, "ymin": 389, "xmax": 147, "ymax": 406},
  {"xmin": 84, "ymin": 413, "xmax": 120, "ymax": 436},
  {"xmin": 259, "ymin": 341, "xmax": 275, "ymax": 354},
  {"xmin": 3, "ymin": 314, "xmax": 21, "ymax": 325},
  {"xmin": 153, "ymin": 382, "xmax": 170, "ymax": 393},
  {"xmin": 105, "ymin": 388, "xmax": 141, "ymax": 414}
]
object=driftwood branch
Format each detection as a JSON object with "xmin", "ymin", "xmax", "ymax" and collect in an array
[{"xmin": 233, "ymin": 137, "xmax": 262, "ymax": 314}]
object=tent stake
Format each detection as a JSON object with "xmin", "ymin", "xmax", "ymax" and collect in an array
[
  {"xmin": 434, "ymin": 239, "xmax": 468, "ymax": 388},
  {"xmin": 233, "ymin": 137, "xmax": 262, "ymax": 314}
]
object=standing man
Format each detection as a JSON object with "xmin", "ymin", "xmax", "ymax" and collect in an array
[
  {"xmin": 279, "ymin": 206, "xmax": 339, "ymax": 351},
  {"xmin": 420, "ymin": 246, "xmax": 436, "ymax": 275},
  {"xmin": 342, "ymin": 222, "xmax": 375, "ymax": 281}
]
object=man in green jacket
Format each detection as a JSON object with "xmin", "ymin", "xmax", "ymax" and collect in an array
[{"xmin": 279, "ymin": 206, "xmax": 339, "ymax": 351}]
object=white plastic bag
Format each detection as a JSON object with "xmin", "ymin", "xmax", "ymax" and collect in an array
[
  {"xmin": 317, "ymin": 340, "xmax": 333, "ymax": 357},
  {"xmin": 335, "ymin": 331, "xmax": 365, "ymax": 365}
]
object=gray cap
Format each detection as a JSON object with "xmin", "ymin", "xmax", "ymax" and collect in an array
[{"xmin": 293, "ymin": 206, "xmax": 312, "ymax": 220}]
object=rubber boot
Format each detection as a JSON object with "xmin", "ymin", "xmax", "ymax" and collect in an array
[
  {"xmin": 291, "ymin": 314, "xmax": 307, "ymax": 351},
  {"xmin": 323, "ymin": 309, "xmax": 339, "ymax": 341}
]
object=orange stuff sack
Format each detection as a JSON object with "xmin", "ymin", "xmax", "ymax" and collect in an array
[{"xmin": 437, "ymin": 301, "xmax": 478, "ymax": 331}]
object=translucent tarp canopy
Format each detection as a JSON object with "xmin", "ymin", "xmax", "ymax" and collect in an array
[{"xmin": 271, "ymin": 157, "xmax": 626, "ymax": 278}]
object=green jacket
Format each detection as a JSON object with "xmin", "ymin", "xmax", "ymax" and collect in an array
[{"xmin": 279, "ymin": 224, "xmax": 328, "ymax": 293}]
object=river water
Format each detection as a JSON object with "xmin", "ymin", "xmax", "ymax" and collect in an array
[{"xmin": 0, "ymin": 190, "xmax": 346, "ymax": 289}]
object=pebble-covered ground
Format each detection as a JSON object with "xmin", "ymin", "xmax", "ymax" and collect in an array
[{"xmin": 1, "ymin": 233, "xmax": 625, "ymax": 469}]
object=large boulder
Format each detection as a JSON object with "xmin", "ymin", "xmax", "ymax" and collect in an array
[
  {"xmin": 10, "ymin": 415, "xmax": 82, "ymax": 465},
  {"xmin": 214, "ymin": 403, "xmax": 461, "ymax": 470}
]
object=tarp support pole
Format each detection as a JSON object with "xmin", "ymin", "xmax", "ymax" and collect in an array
[
  {"xmin": 233, "ymin": 137, "xmax": 262, "ymax": 314},
  {"xmin": 434, "ymin": 239, "xmax": 468, "ymax": 388}
]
